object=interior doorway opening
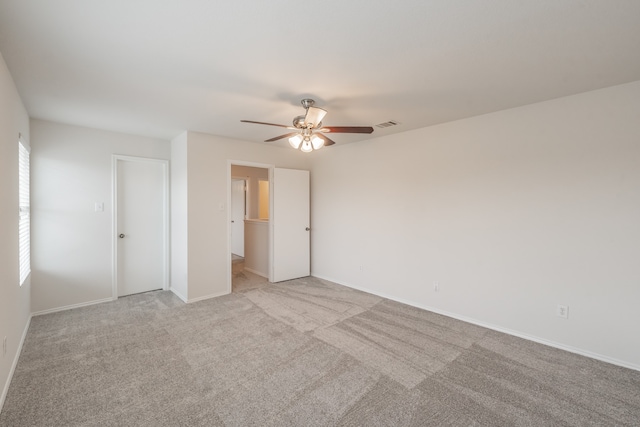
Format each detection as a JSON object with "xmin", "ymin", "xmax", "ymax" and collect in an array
[
  {"xmin": 227, "ymin": 162, "xmax": 311, "ymax": 294},
  {"xmin": 229, "ymin": 163, "xmax": 272, "ymax": 292}
]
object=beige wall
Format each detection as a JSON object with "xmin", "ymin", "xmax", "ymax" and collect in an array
[
  {"xmin": 175, "ymin": 132, "xmax": 310, "ymax": 301},
  {"xmin": 0, "ymin": 53, "xmax": 31, "ymax": 410},
  {"xmin": 30, "ymin": 120, "xmax": 170, "ymax": 313},
  {"xmin": 244, "ymin": 220, "xmax": 269, "ymax": 276},
  {"xmin": 310, "ymin": 80, "xmax": 640, "ymax": 369}
]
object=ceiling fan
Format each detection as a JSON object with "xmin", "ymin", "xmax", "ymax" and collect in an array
[{"xmin": 241, "ymin": 99, "xmax": 374, "ymax": 152}]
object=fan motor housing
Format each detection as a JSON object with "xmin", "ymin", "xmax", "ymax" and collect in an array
[
  {"xmin": 293, "ymin": 115, "xmax": 321, "ymax": 129},
  {"xmin": 293, "ymin": 115, "xmax": 305, "ymax": 128}
]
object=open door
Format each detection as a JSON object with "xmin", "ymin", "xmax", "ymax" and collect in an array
[{"xmin": 272, "ymin": 168, "xmax": 310, "ymax": 282}]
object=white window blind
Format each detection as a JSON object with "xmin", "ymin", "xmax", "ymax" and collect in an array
[{"xmin": 19, "ymin": 139, "xmax": 30, "ymax": 285}]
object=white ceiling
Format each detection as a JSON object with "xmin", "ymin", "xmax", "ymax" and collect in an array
[{"xmin": 1, "ymin": 1, "xmax": 640, "ymax": 146}]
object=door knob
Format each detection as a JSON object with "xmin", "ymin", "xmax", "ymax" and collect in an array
[{"xmin": 119, "ymin": 234, "xmax": 125, "ymax": 238}]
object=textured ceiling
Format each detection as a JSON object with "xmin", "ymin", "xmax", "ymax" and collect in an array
[{"xmin": 1, "ymin": 1, "xmax": 640, "ymax": 146}]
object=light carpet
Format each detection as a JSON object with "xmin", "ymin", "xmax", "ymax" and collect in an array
[{"xmin": 1, "ymin": 276, "xmax": 639, "ymax": 426}]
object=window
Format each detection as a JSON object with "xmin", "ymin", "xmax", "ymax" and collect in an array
[{"xmin": 18, "ymin": 138, "xmax": 30, "ymax": 285}]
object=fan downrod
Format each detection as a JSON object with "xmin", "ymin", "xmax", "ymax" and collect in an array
[{"xmin": 300, "ymin": 98, "xmax": 315, "ymax": 109}]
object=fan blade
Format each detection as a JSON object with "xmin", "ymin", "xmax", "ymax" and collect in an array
[
  {"xmin": 241, "ymin": 120, "xmax": 296, "ymax": 130},
  {"xmin": 265, "ymin": 132, "xmax": 299, "ymax": 142},
  {"xmin": 319, "ymin": 126, "xmax": 374, "ymax": 134},
  {"xmin": 316, "ymin": 133, "xmax": 336, "ymax": 146},
  {"xmin": 304, "ymin": 107, "xmax": 327, "ymax": 127}
]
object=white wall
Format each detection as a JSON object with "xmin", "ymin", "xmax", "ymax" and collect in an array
[
  {"xmin": 178, "ymin": 132, "xmax": 310, "ymax": 301},
  {"xmin": 170, "ymin": 132, "xmax": 188, "ymax": 301},
  {"xmin": 0, "ymin": 53, "xmax": 31, "ymax": 410},
  {"xmin": 30, "ymin": 120, "xmax": 170, "ymax": 313},
  {"xmin": 310, "ymin": 81, "xmax": 640, "ymax": 369}
]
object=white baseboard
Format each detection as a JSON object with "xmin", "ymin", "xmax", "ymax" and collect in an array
[
  {"xmin": 31, "ymin": 297, "xmax": 115, "ymax": 317},
  {"xmin": 311, "ymin": 273, "xmax": 640, "ymax": 373},
  {"xmin": 186, "ymin": 290, "xmax": 230, "ymax": 304},
  {"xmin": 170, "ymin": 287, "xmax": 188, "ymax": 303},
  {"xmin": 1, "ymin": 314, "xmax": 32, "ymax": 413},
  {"xmin": 243, "ymin": 267, "xmax": 268, "ymax": 278},
  {"xmin": 171, "ymin": 285, "xmax": 233, "ymax": 304}
]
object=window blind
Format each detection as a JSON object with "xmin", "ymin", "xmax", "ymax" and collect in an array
[{"xmin": 19, "ymin": 140, "xmax": 30, "ymax": 285}]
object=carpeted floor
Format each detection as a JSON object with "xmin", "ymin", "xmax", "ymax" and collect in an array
[{"xmin": 1, "ymin": 276, "xmax": 639, "ymax": 426}]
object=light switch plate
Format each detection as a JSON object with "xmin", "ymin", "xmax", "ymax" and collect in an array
[{"xmin": 557, "ymin": 304, "xmax": 569, "ymax": 319}]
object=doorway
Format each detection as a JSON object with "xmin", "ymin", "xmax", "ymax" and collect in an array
[
  {"xmin": 229, "ymin": 163, "xmax": 271, "ymax": 292},
  {"xmin": 113, "ymin": 155, "xmax": 169, "ymax": 298},
  {"xmin": 227, "ymin": 162, "xmax": 312, "ymax": 293}
]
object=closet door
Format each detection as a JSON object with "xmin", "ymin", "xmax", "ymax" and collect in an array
[{"xmin": 115, "ymin": 156, "xmax": 168, "ymax": 297}]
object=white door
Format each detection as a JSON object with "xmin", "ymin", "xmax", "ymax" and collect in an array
[
  {"xmin": 272, "ymin": 168, "xmax": 310, "ymax": 282},
  {"xmin": 116, "ymin": 157, "xmax": 167, "ymax": 297},
  {"xmin": 231, "ymin": 179, "xmax": 246, "ymax": 257}
]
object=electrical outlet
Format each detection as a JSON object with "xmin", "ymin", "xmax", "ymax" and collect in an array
[
  {"xmin": 557, "ymin": 304, "xmax": 569, "ymax": 319},
  {"xmin": 433, "ymin": 281, "xmax": 439, "ymax": 292}
]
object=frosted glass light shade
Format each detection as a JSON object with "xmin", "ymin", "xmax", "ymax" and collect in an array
[
  {"xmin": 311, "ymin": 135, "xmax": 324, "ymax": 150},
  {"xmin": 288, "ymin": 134, "xmax": 303, "ymax": 149},
  {"xmin": 300, "ymin": 139, "xmax": 313, "ymax": 152}
]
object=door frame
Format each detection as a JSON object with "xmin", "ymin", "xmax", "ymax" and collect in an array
[
  {"xmin": 112, "ymin": 155, "xmax": 170, "ymax": 300},
  {"xmin": 227, "ymin": 160, "xmax": 274, "ymax": 293},
  {"xmin": 230, "ymin": 177, "xmax": 247, "ymax": 257}
]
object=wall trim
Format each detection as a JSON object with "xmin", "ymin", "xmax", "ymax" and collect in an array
[
  {"xmin": 31, "ymin": 297, "xmax": 114, "ymax": 317},
  {"xmin": 1, "ymin": 315, "xmax": 32, "ymax": 413},
  {"xmin": 311, "ymin": 273, "xmax": 640, "ymax": 373},
  {"xmin": 186, "ymin": 290, "xmax": 230, "ymax": 304},
  {"xmin": 243, "ymin": 267, "xmax": 268, "ymax": 278},
  {"xmin": 170, "ymin": 287, "xmax": 188, "ymax": 303}
]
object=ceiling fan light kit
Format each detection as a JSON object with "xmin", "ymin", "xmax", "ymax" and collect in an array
[
  {"xmin": 289, "ymin": 134, "xmax": 324, "ymax": 151},
  {"xmin": 241, "ymin": 98, "xmax": 374, "ymax": 153},
  {"xmin": 311, "ymin": 135, "xmax": 324, "ymax": 150},
  {"xmin": 288, "ymin": 134, "xmax": 303, "ymax": 149},
  {"xmin": 300, "ymin": 139, "xmax": 313, "ymax": 153}
]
